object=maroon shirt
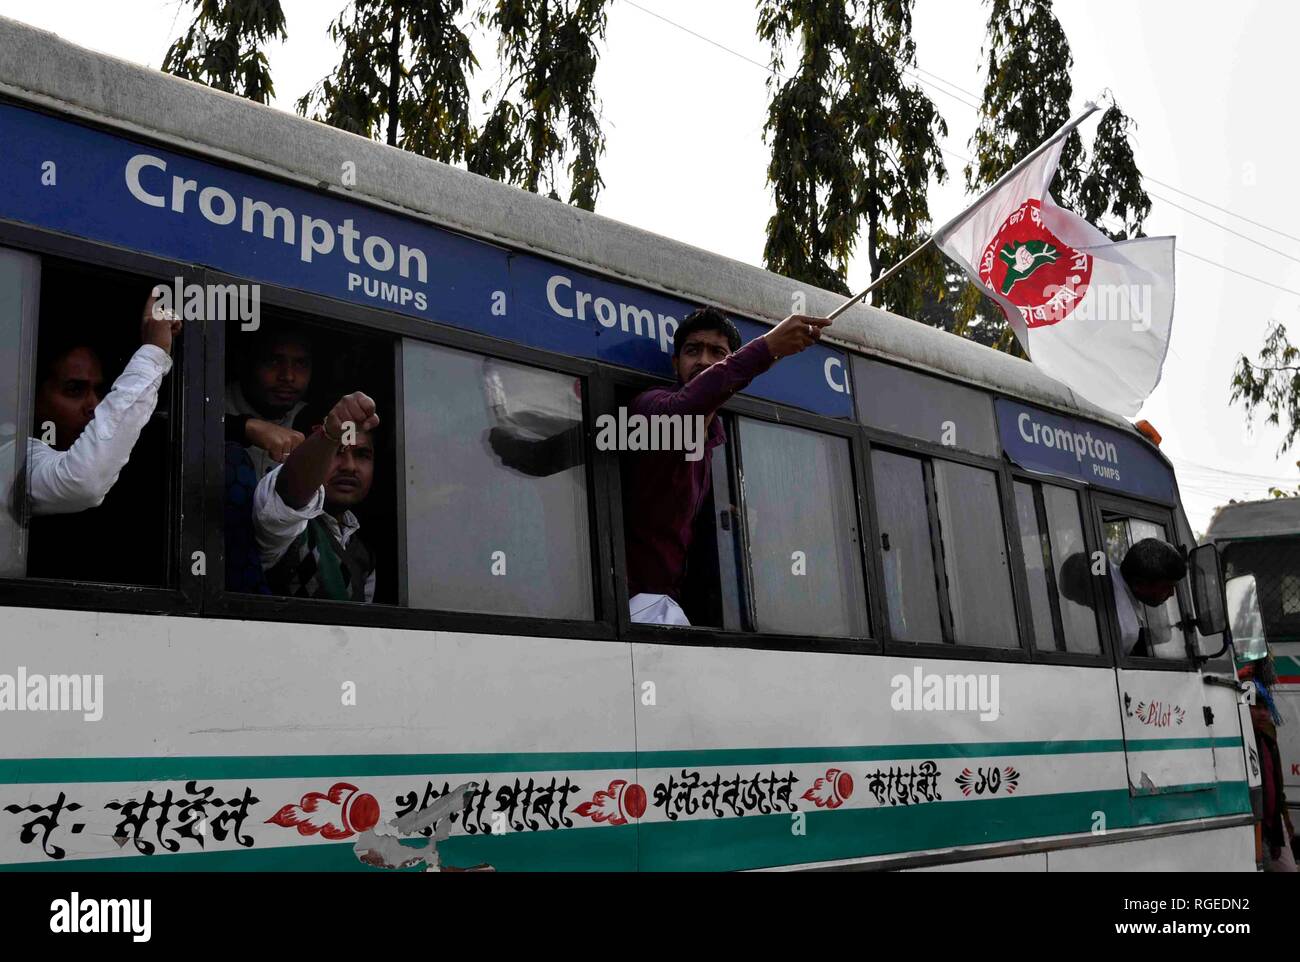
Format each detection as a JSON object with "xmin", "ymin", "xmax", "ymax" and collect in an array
[{"xmin": 623, "ymin": 337, "xmax": 775, "ymax": 600}]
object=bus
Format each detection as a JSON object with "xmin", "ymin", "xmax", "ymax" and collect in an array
[
  {"xmin": 0, "ymin": 15, "xmax": 1259, "ymax": 872},
  {"xmin": 1204, "ymin": 498, "xmax": 1300, "ymax": 816}
]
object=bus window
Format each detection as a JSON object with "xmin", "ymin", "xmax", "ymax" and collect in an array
[
  {"xmin": 737, "ymin": 417, "xmax": 867, "ymax": 637},
  {"xmin": 852, "ymin": 355, "xmax": 998, "ymax": 457},
  {"xmin": 225, "ymin": 317, "xmax": 398, "ymax": 604},
  {"xmin": 1, "ymin": 256, "xmax": 178, "ymax": 587},
  {"xmin": 1222, "ymin": 536, "xmax": 1300, "ymax": 644},
  {"xmin": 1102, "ymin": 513, "xmax": 1186, "ymax": 660},
  {"xmin": 1012, "ymin": 480, "xmax": 1102, "ymax": 654},
  {"xmin": 932, "ymin": 460, "xmax": 1019, "ymax": 648},
  {"xmin": 400, "ymin": 340, "xmax": 593, "ymax": 620},
  {"xmin": 871, "ymin": 449, "xmax": 1019, "ymax": 647},
  {"xmin": 870, "ymin": 449, "xmax": 944, "ymax": 643},
  {"xmin": 0, "ymin": 248, "xmax": 37, "ymax": 579}
]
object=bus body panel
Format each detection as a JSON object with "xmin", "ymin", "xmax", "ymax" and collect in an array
[
  {"xmin": 0, "ymin": 609, "xmax": 1252, "ymax": 870},
  {"xmin": 0, "ymin": 607, "xmax": 640, "ymax": 870},
  {"xmin": 627, "ymin": 643, "xmax": 1247, "ymax": 871},
  {"xmin": 1115, "ymin": 668, "xmax": 1220, "ymax": 794}
]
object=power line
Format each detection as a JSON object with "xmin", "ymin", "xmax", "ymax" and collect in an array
[
  {"xmin": 1144, "ymin": 176, "xmax": 1300, "ymax": 247},
  {"xmin": 1178, "ymin": 249, "xmax": 1300, "ymax": 298},
  {"xmin": 1147, "ymin": 189, "xmax": 1300, "ymax": 267},
  {"xmin": 623, "ymin": 0, "xmax": 983, "ymax": 111},
  {"xmin": 623, "ymin": 0, "xmax": 774, "ymax": 75},
  {"xmin": 1169, "ymin": 456, "xmax": 1299, "ymax": 482}
]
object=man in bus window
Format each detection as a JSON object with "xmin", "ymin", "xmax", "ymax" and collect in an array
[
  {"xmin": 227, "ymin": 326, "xmax": 313, "ymax": 478},
  {"xmin": 252, "ymin": 390, "xmax": 378, "ymax": 603},
  {"xmin": 624, "ymin": 307, "xmax": 830, "ymax": 626},
  {"xmin": 1060, "ymin": 539, "xmax": 1186, "ymax": 655},
  {"xmin": 1113, "ymin": 538, "xmax": 1186, "ymax": 656},
  {"xmin": 9, "ymin": 293, "xmax": 180, "ymax": 518}
]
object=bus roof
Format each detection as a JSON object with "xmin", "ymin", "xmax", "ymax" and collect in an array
[
  {"xmin": 1204, "ymin": 498, "xmax": 1300, "ymax": 541},
  {"xmin": 0, "ymin": 14, "xmax": 1133, "ymax": 434}
]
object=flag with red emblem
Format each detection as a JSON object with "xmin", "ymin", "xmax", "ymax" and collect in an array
[{"xmin": 932, "ymin": 104, "xmax": 1175, "ymax": 417}]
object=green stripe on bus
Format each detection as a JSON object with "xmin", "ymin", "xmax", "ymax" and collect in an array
[
  {"xmin": 635, "ymin": 781, "xmax": 1251, "ymax": 871},
  {"xmin": 0, "ymin": 738, "xmax": 1243, "ymax": 784},
  {"xmin": 1, "ymin": 781, "xmax": 1249, "ymax": 872}
]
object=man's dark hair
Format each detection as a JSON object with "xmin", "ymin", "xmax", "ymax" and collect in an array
[
  {"xmin": 244, "ymin": 325, "xmax": 313, "ymax": 369},
  {"xmin": 35, "ymin": 333, "xmax": 101, "ymax": 387},
  {"xmin": 673, "ymin": 307, "xmax": 741, "ymax": 357},
  {"xmin": 1120, "ymin": 538, "xmax": 1187, "ymax": 585}
]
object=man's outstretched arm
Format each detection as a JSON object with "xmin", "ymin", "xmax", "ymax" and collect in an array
[
  {"xmin": 274, "ymin": 392, "xmax": 378, "ymax": 509},
  {"xmin": 631, "ymin": 314, "xmax": 830, "ymax": 418}
]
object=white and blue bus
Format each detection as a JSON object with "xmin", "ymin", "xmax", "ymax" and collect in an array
[{"xmin": 0, "ymin": 16, "xmax": 1260, "ymax": 871}]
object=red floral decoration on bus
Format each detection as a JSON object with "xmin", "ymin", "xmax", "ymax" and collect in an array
[
  {"xmin": 266, "ymin": 782, "xmax": 380, "ymax": 839},
  {"xmin": 573, "ymin": 779, "xmax": 647, "ymax": 826},
  {"xmin": 801, "ymin": 768, "xmax": 854, "ymax": 809}
]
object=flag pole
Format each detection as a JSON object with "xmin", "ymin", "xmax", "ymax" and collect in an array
[{"xmin": 824, "ymin": 101, "xmax": 1102, "ymax": 324}]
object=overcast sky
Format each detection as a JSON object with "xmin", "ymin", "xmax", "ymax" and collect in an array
[{"xmin": 2, "ymin": 0, "xmax": 1297, "ymax": 532}]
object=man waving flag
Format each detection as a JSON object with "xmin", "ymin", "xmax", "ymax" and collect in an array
[{"xmin": 932, "ymin": 103, "xmax": 1175, "ymax": 417}]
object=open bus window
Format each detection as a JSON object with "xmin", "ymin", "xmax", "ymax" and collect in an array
[
  {"xmin": 1012, "ymin": 480, "xmax": 1102, "ymax": 654},
  {"xmin": 1102, "ymin": 514, "xmax": 1186, "ymax": 659},
  {"xmin": 399, "ymin": 340, "xmax": 593, "ymax": 620},
  {"xmin": 735, "ymin": 416, "xmax": 867, "ymax": 637},
  {"xmin": 614, "ymin": 372, "xmax": 870, "ymax": 637},
  {"xmin": 224, "ymin": 316, "xmax": 397, "ymax": 604},
  {"xmin": 0, "ymin": 254, "xmax": 177, "ymax": 587},
  {"xmin": 871, "ymin": 449, "xmax": 1018, "ymax": 647}
]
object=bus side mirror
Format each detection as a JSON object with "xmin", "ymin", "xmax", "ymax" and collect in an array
[
  {"xmin": 1226, "ymin": 573, "xmax": 1268, "ymax": 664},
  {"xmin": 1188, "ymin": 543, "xmax": 1227, "ymax": 637}
]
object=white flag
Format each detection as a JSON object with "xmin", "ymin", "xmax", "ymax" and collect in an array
[{"xmin": 933, "ymin": 106, "xmax": 1175, "ymax": 417}]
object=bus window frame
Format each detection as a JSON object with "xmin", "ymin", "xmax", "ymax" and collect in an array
[
  {"xmin": 0, "ymin": 220, "xmax": 204, "ymax": 617},
  {"xmin": 1006, "ymin": 470, "xmax": 1114, "ymax": 668},
  {"xmin": 199, "ymin": 268, "xmax": 620, "ymax": 642},
  {"xmin": 1090, "ymin": 490, "xmax": 1198, "ymax": 672},
  {"xmin": 860, "ymin": 427, "xmax": 1032, "ymax": 664},
  {"xmin": 603, "ymin": 364, "xmax": 880, "ymax": 656}
]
